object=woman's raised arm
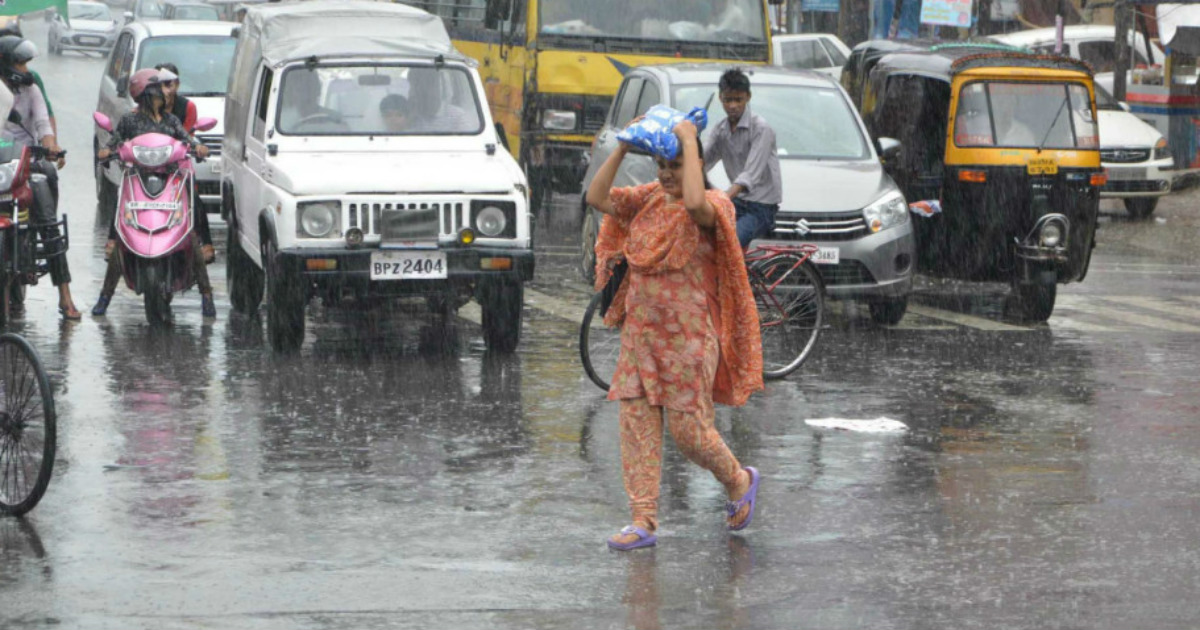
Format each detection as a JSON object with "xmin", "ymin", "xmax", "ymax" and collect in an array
[
  {"xmin": 675, "ymin": 120, "xmax": 716, "ymax": 228},
  {"xmin": 585, "ymin": 142, "xmax": 630, "ymax": 216}
]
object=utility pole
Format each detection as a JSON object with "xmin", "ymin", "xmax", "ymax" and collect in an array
[
  {"xmin": 1113, "ymin": 0, "xmax": 1131, "ymax": 101},
  {"xmin": 976, "ymin": 0, "xmax": 992, "ymax": 35},
  {"xmin": 787, "ymin": 0, "xmax": 803, "ymax": 33},
  {"xmin": 839, "ymin": 0, "xmax": 870, "ymax": 46}
]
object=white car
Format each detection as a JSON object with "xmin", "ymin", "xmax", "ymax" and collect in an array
[
  {"xmin": 992, "ymin": 25, "xmax": 1164, "ymax": 96},
  {"xmin": 47, "ymin": 1, "xmax": 120, "ymax": 55},
  {"xmin": 772, "ymin": 33, "xmax": 851, "ymax": 80},
  {"xmin": 222, "ymin": 1, "xmax": 532, "ymax": 352},
  {"xmin": 1094, "ymin": 85, "xmax": 1173, "ymax": 218}
]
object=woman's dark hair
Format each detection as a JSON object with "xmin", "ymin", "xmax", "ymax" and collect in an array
[{"xmin": 719, "ymin": 68, "xmax": 751, "ymax": 94}]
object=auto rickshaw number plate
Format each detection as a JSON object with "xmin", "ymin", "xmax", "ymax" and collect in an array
[{"xmin": 1027, "ymin": 158, "xmax": 1058, "ymax": 175}]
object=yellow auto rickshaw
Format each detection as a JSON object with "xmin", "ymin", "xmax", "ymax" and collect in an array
[{"xmin": 860, "ymin": 46, "xmax": 1103, "ymax": 321}]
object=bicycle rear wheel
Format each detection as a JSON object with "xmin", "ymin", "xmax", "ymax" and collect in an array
[
  {"xmin": 752, "ymin": 254, "xmax": 825, "ymax": 380},
  {"xmin": 0, "ymin": 333, "xmax": 56, "ymax": 516},
  {"xmin": 579, "ymin": 292, "xmax": 622, "ymax": 392}
]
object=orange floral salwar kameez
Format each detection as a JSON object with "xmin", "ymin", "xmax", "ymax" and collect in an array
[{"xmin": 594, "ymin": 181, "xmax": 763, "ymax": 532}]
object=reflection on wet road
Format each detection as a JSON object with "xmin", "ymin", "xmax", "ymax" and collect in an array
[{"xmin": 3, "ymin": 21, "xmax": 1200, "ymax": 629}]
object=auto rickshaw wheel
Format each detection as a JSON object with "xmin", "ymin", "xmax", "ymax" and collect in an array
[
  {"xmin": 1123, "ymin": 198, "xmax": 1158, "ymax": 220},
  {"xmin": 1013, "ymin": 280, "xmax": 1057, "ymax": 323}
]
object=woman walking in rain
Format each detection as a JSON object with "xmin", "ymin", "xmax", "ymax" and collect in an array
[{"xmin": 585, "ymin": 112, "xmax": 764, "ymax": 551}]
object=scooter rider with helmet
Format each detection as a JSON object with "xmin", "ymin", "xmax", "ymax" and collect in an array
[
  {"xmin": 0, "ymin": 35, "xmax": 81, "ymax": 320},
  {"xmin": 92, "ymin": 68, "xmax": 215, "ymax": 318}
]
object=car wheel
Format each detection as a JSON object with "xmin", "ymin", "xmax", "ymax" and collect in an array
[
  {"xmin": 479, "ymin": 278, "xmax": 523, "ymax": 354},
  {"xmin": 263, "ymin": 238, "xmax": 305, "ymax": 352},
  {"xmin": 579, "ymin": 202, "xmax": 598, "ymax": 285},
  {"xmin": 227, "ymin": 218, "xmax": 263, "ymax": 316},
  {"xmin": 1123, "ymin": 198, "xmax": 1158, "ymax": 220},
  {"xmin": 868, "ymin": 295, "xmax": 908, "ymax": 325}
]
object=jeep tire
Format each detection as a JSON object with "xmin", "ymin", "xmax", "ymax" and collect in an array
[
  {"xmin": 479, "ymin": 278, "xmax": 523, "ymax": 354},
  {"xmin": 227, "ymin": 219, "xmax": 263, "ymax": 316},
  {"xmin": 262, "ymin": 239, "xmax": 305, "ymax": 352}
]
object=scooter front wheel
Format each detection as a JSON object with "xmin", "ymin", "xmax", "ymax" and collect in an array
[{"xmin": 141, "ymin": 261, "xmax": 173, "ymax": 326}]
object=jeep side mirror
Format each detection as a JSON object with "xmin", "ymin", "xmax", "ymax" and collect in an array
[
  {"xmin": 195, "ymin": 117, "xmax": 218, "ymax": 132},
  {"xmin": 116, "ymin": 76, "xmax": 129, "ymax": 97},
  {"xmin": 93, "ymin": 112, "xmax": 113, "ymax": 132},
  {"xmin": 878, "ymin": 137, "xmax": 902, "ymax": 162}
]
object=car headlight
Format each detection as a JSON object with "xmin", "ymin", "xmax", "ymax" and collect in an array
[
  {"xmin": 0, "ymin": 162, "xmax": 16, "ymax": 193},
  {"xmin": 862, "ymin": 190, "xmax": 909, "ymax": 233},
  {"xmin": 132, "ymin": 145, "xmax": 173, "ymax": 168},
  {"xmin": 542, "ymin": 109, "xmax": 577, "ymax": 131},
  {"xmin": 470, "ymin": 200, "xmax": 516, "ymax": 238},
  {"xmin": 1154, "ymin": 138, "xmax": 1170, "ymax": 161},
  {"xmin": 297, "ymin": 201, "xmax": 340, "ymax": 238}
]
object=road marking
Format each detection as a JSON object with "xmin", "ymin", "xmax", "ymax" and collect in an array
[
  {"xmin": 1100, "ymin": 296, "xmax": 1200, "ymax": 323},
  {"xmin": 1061, "ymin": 296, "xmax": 1200, "ymax": 333},
  {"xmin": 906, "ymin": 304, "xmax": 1032, "ymax": 332}
]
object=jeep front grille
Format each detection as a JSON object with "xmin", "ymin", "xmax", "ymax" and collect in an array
[{"xmin": 344, "ymin": 198, "xmax": 467, "ymax": 244}]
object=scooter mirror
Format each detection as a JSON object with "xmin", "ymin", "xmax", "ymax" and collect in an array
[
  {"xmin": 93, "ymin": 112, "xmax": 114, "ymax": 132},
  {"xmin": 194, "ymin": 117, "xmax": 218, "ymax": 132}
]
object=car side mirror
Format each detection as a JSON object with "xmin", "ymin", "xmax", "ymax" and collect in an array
[
  {"xmin": 94, "ymin": 112, "xmax": 114, "ymax": 132},
  {"xmin": 195, "ymin": 117, "xmax": 218, "ymax": 132},
  {"xmin": 877, "ymin": 137, "xmax": 902, "ymax": 162},
  {"xmin": 116, "ymin": 76, "xmax": 129, "ymax": 97}
]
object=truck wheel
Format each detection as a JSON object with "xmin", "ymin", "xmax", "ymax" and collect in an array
[
  {"xmin": 263, "ymin": 239, "xmax": 305, "ymax": 352},
  {"xmin": 227, "ymin": 220, "xmax": 263, "ymax": 315},
  {"xmin": 868, "ymin": 295, "xmax": 908, "ymax": 325},
  {"xmin": 1013, "ymin": 280, "xmax": 1056, "ymax": 323},
  {"xmin": 1123, "ymin": 198, "xmax": 1158, "ymax": 219},
  {"xmin": 479, "ymin": 279, "xmax": 523, "ymax": 354}
]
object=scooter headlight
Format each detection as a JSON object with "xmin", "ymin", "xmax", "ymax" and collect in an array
[
  {"xmin": 132, "ymin": 145, "xmax": 174, "ymax": 168},
  {"xmin": 0, "ymin": 162, "xmax": 16, "ymax": 193},
  {"xmin": 862, "ymin": 190, "xmax": 909, "ymax": 234},
  {"xmin": 297, "ymin": 201, "xmax": 340, "ymax": 238}
]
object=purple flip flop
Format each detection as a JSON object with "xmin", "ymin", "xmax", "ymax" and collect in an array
[
  {"xmin": 607, "ymin": 525, "xmax": 657, "ymax": 551},
  {"xmin": 727, "ymin": 466, "xmax": 761, "ymax": 532}
]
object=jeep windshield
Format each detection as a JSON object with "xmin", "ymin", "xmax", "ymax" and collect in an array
[
  {"xmin": 276, "ymin": 64, "xmax": 484, "ymax": 137},
  {"xmin": 539, "ymin": 0, "xmax": 766, "ymax": 44},
  {"xmin": 675, "ymin": 83, "xmax": 871, "ymax": 160},
  {"xmin": 137, "ymin": 35, "xmax": 237, "ymax": 97}
]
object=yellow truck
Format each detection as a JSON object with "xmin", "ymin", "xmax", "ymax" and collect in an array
[{"xmin": 402, "ymin": 0, "xmax": 775, "ymax": 210}]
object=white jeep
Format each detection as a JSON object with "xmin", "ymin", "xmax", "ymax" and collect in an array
[{"xmin": 222, "ymin": 1, "xmax": 532, "ymax": 352}]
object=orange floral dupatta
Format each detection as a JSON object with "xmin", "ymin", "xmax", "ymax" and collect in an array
[{"xmin": 593, "ymin": 182, "xmax": 764, "ymax": 407}]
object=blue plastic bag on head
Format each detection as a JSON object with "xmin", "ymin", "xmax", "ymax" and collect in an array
[{"xmin": 616, "ymin": 104, "xmax": 708, "ymax": 160}]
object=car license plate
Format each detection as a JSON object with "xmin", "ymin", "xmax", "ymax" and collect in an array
[
  {"xmin": 79, "ymin": 36, "xmax": 103, "ymax": 45},
  {"xmin": 1106, "ymin": 167, "xmax": 1146, "ymax": 181},
  {"xmin": 370, "ymin": 251, "xmax": 446, "ymax": 280},
  {"xmin": 1027, "ymin": 157, "xmax": 1058, "ymax": 175},
  {"xmin": 809, "ymin": 246, "xmax": 839, "ymax": 265}
]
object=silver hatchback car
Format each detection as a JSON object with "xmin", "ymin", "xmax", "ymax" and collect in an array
[{"xmin": 579, "ymin": 64, "xmax": 916, "ymax": 324}]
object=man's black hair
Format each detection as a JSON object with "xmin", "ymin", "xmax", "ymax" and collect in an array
[
  {"xmin": 379, "ymin": 93, "xmax": 410, "ymax": 115},
  {"xmin": 719, "ymin": 68, "xmax": 751, "ymax": 94}
]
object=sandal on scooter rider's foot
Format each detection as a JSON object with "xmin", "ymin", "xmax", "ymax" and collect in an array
[
  {"xmin": 59, "ymin": 304, "xmax": 82, "ymax": 321},
  {"xmin": 92, "ymin": 294, "xmax": 112, "ymax": 317}
]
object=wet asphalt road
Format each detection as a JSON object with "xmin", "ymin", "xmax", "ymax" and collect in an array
[{"xmin": 3, "ymin": 20, "xmax": 1200, "ymax": 629}]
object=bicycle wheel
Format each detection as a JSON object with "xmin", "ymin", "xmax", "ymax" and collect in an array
[
  {"xmin": 579, "ymin": 292, "xmax": 622, "ymax": 392},
  {"xmin": 0, "ymin": 333, "xmax": 56, "ymax": 516},
  {"xmin": 751, "ymin": 254, "xmax": 825, "ymax": 380}
]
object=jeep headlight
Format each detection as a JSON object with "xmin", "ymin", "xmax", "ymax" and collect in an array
[
  {"xmin": 297, "ymin": 201, "xmax": 340, "ymax": 238},
  {"xmin": 131, "ymin": 145, "xmax": 174, "ymax": 168},
  {"xmin": 1154, "ymin": 138, "xmax": 1170, "ymax": 161},
  {"xmin": 470, "ymin": 200, "xmax": 516, "ymax": 238},
  {"xmin": 862, "ymin": 190, "xmax": 909, "ymax": 233}
]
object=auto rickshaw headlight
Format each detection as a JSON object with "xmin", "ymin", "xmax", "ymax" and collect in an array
[
  {"xmin": 863, "ymin": 191, "xmax": 909, "ymax": 234},
  {"xmin": 1039, "ymin": 222, "xmax": 1063, "ymax": 248}
]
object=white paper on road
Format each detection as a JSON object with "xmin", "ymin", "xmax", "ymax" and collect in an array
[{"xmin": 804, "ymin": 417, "xmax": 909, "ymax": 433}]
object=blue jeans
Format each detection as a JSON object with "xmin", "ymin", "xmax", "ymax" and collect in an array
[{"xmin": 733, "ymin": 198, "xmax": 778, "ymax": 249}]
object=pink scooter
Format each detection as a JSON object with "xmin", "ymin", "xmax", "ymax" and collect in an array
[{"xmin": 94, "ymin": 112, "xmax": 217, "ymax": 325}]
